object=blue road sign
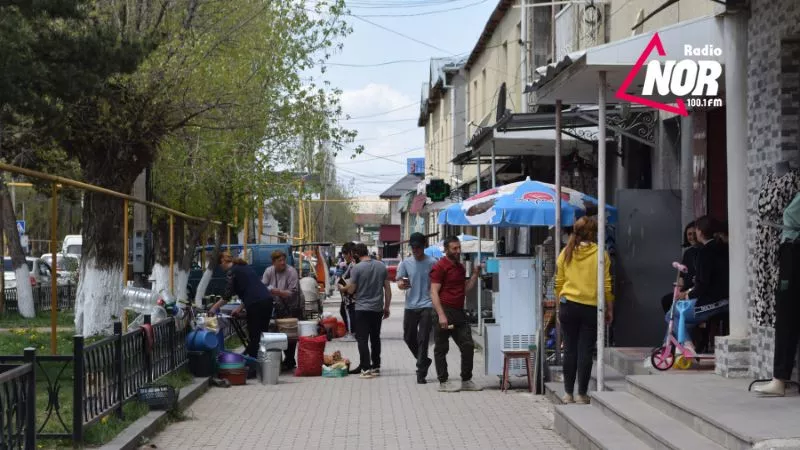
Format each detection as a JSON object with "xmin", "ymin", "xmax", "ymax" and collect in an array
[{"xmin": 16, "ymin": 220, "xmax": 25, "ymax": 235}]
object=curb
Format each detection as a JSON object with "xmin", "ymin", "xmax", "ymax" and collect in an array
[{"xmin": 98, "ymin": 377, "xmax": 210, "ymax": 450}]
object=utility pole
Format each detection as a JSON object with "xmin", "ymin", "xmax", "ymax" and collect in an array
[{"xmin": 321, "ymin": 151, "xmax": 329, "ymax": 242}]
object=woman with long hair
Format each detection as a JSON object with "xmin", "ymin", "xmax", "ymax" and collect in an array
[
  {"xmin": 661, "ymin": 222, "xmax": 702, "ymax": 313},
  {"xmin": 209, "ymin": 253, "xmax": 273, "ymax": 365},
  {"xmin": 555, "ymin": 216, "xmax": 614, "ymax": 404}
]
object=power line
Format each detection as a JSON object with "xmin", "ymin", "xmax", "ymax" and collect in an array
[
  {"xmin": 353, "ymin": 0, "xmax": 490, "ymax": 17},
  {"xmin": 346, "ymin": 0, "xmax": 465, "ymax": 9},
  {"xmin": 347, "ymin": 101, "xmax": 420, "ymax": 119},
  {"xmin": 349, "ymin": 14, "xmax": 457, "ymax": 55}
]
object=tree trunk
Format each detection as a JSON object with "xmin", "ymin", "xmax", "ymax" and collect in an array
[
  {"xmin": 0, "ymin": 181, "xmax": 34, "ymax": 318},
  {"xmin": 193, "ymin": 222, "xmax": 224, "ymax": 305},
  {"xmin": 150, "ymin": 215, "xmax": 170, "ymax": 295},
  {"xmin": 74, "ymin": 192, "xmax": 126, "ymax": 336}
]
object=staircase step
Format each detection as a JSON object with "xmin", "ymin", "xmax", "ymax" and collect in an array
[
  {"xmin": 591, "ymin": 391, "xmax": 724, "ymax": 450},
  {"xmin": 604, "ymin": 347, "xmax": 654, "ymax": 376},
  {"xmin": 554, "ymin": 404, "xmax": 651, "ymax": 450}
]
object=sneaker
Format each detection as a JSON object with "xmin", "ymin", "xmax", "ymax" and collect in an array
[
  {"xmin": 562, "ymin": 394, "xmax": 575, "ymax": 404},
  {"xmin": 417, "ymin": 374, "xmax": 427, "ymax": 384},
  {"xmin": 348, "ymin": 366, "xmax": 362, "ymax": 375},
  {"xmin": 460, "ymin": 380, "xmax": 483, "ymax": 392},
  {"xmin": 438, "ymin": 381, "xmax": 461, "ymax": 393},
  {"xmin": 370, "ymin": 367, "xmax": 381, "ymax": 376},
  {"xmin": 576, "ymin": 395, "xmax": 590, "ymax": 404},
  {"xmin": 359, "ymin": 370, "xmax": 375, "ymax": 379}
]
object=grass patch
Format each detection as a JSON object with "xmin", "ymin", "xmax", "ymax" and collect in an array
[
  {"xmin": 0, "ymin": 311, "xmax": 74, "ymax": 330},
  {"xmin": 0, "ymin": 330, "xmax": 80, "ymax": 355}
]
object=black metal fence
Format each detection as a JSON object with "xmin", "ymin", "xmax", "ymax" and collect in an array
[
  {"xmin": 0, "ymin": 350, "xmax": 36, "ymax": 450},
  {"xmin": 2, "ymin": 283, "xmax": 77, "ymax": 313},
  {"xmin": 0, "ymin": 315, "xmax": 189, "ymax": 447}
]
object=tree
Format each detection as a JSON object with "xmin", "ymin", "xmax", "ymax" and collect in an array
[
  {"xmin": 0, "ymin": 0, "xmax": 152, "ymax": 317},
  {"xmin": 55, "ymin": 0, "xmax": 358, "ymax": 334}
]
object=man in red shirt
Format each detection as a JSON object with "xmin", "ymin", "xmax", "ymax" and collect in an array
[{"xmin": 430, "ymin": 236, "xmax": 483, "ymax": 392}]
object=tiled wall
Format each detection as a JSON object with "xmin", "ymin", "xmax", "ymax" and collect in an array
[{"xmin": 746, "ymin": 0, "xmax": 800, "ymax": 377}]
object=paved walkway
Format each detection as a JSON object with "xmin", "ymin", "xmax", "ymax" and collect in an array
[{"xmin": 151, "ymin": 288, "xmax": 570, "ymax": 450}]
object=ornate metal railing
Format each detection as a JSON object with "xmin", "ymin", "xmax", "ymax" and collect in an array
[
  {"xmin": 3, "ymin": 283, "xmax": 77, "ymax": 313},
  {"xmin": 0, "ymin": 315, "xmax": 191, "ymax": 446},
  {"xmin": 0, "ymin": 350, "xmax": 37, "ymax": 449}
]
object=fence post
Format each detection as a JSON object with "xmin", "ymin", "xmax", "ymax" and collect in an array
[
  {"xmin": 73, "ymin": 335, "xmax": 84, "ymax": 445},
  {"xmin": 23, "ymin": 347, "xmax": 36, "ymax": 450},
  {"xmin": 113, "ymin": 322, "xmax": 124, "ymax": 420},
  {"xmin": 144, "ymin": 315, "xmax": 152, "ymax": 383},
  {"xmin": 168, "ymin": 317, "xmax": 176, "ymax": 373}
]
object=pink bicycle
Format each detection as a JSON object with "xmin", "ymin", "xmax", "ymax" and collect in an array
[{"xmin": 650, "ymin": 262, "xmax": 714, "ymax": 371}]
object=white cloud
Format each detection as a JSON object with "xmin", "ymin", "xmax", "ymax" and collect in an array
[
  {"xmin": 335, "ymin": 83, "xmax": 424, "ymax": 196},
  {"xmin": 340, "ymin": 83, "xmax": 416, "ymax": 119}
]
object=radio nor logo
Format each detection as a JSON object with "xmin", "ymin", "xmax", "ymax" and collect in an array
[{"xmin": 617, "ymin": 33, "xmax": 723, "ymax": 116}]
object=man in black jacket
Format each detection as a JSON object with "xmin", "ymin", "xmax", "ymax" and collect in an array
[{"xmin": 666, "ymin": 216, "xmax": 729, "ymax": 353}]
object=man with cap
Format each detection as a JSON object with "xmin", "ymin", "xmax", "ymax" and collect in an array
[{"xmin": 396, "ymin": 232, "xmax": 437, "ymax": 384}]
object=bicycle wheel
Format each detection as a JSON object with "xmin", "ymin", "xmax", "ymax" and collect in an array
[{"xmin": 650, "ymin": 346, "xmax": 675, "ymax": 371}]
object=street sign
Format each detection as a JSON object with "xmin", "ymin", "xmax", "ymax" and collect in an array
[{"xmin": 16, "ymin": 220, "xmax": 25, "ymax": 235}]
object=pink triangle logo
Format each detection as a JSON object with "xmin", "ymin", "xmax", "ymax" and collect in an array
[{"xmin": 616, "ymin": 33, "xmax": 688, "ymax": 117}]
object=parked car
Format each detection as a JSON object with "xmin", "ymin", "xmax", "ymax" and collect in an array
[
  {"xmin": 382, "ymin": 258, "xmax": 400, "ymax": 282},
  {"xmin": 3, "ymin": 257, "xmax": 52, "ymax": 289},
  {"xmin": 39, "ymin": 253, "xmax": 80, "ymax": 284}
]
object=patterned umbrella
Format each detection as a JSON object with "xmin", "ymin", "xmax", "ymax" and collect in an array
[{"xmin": 437, "ymin": 177, "xmax": 617, "ymax": 227}]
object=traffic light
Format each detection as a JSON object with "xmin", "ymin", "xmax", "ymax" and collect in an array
[{"xmin": 426, "ymin": 179, "xmax": 451, "ymax": 202}]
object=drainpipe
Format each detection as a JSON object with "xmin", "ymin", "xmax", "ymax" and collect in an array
[
  {"xmin": 521, "ymin": 0, "xmax": 529, "ymax": 113},
  {"xmin": 723, "ymin": 11, "xmax": 748, "ymax": 338},
  {"xmin": 596, "ymin": 71, "xmax": 608, "ymax": 392}
]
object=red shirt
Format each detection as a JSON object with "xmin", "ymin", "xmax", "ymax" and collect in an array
[{"xmin": 430, "ymin": 257, "xmax": 466, "ymax": 309}]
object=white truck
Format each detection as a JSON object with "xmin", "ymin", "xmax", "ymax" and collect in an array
[{"xmin": 62, "ymin": 235, "xmax": 82, "ymax": 256}]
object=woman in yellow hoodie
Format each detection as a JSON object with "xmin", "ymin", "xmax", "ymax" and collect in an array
[{"xmin": 555, "ymin": 216, "xmax": 614, "ymax": 404}]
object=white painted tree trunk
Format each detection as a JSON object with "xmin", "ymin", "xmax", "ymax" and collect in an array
[
  {"xmin": 174, "ymin": 269, "xmax": 189, "ymax": 301},
  {"xmin": 14, "ymin": 266, "xmax": 35, "ymax": 318},
  {"xmin": 74, "ymin": 259, "xmax": 123, "ymax": 336},
  {"xmin": 194, "ymin": 269, "xmax": 213, "ymax": 306},
  {"xmin": 150, "ymin": 263, "xmax": 170, "ymax": 295}
]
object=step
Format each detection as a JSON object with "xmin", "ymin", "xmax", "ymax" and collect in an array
[
  {"xmin": 545, "ymin": 364, "xmax": 626, "ymax": 404},
  {"xmin": 554, "ymin": 404, "xmax": 651, "ymax": 450},
  {"xmin": 625, "ymin": 374, "xmax": 800, "ymax": 450},
  {"xmin": 591, "ymin": 391, "xmax": 724, "ymax": 450},
  {"xmin": 604, "ymin": 347, "xmax": 654, "ymax": 376}
]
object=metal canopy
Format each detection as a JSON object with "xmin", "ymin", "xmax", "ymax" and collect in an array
[{"xmin": 529, "ymin": 15, "xmax": 725, "ymax": 105}]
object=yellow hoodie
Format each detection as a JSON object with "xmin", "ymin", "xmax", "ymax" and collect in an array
[{"xmin": 555, "ymin": 242, "xmax": 614, "ymax": 307}]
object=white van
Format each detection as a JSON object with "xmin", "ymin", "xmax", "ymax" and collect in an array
[{"xmin": 62, "ymin": 235, "xmax": 82, "ymax": 256}]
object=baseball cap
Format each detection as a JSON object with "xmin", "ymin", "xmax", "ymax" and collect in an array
[{"xmin": 409, "ymin": 232, "xmax": 426, "ymax": 248}]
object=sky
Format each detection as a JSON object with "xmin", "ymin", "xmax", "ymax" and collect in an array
[{"xmin": 321, "ymin": 0, "xmax": 499, "ymax": 197}]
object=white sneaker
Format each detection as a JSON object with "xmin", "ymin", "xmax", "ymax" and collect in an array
[
  {"xmin": 359, "ymin": 370, "xmax": 375, "ymax": 379},
  {"xmin": 438, "ymin": 381, "xmax": 461, "ymax": 392},
  {"xmin": 370, "ymin": 367, "xmax": 381, "ymax": 377},
  {"xmin": 460, "ymin": 380, "xmax": 483, "ymax": 391},
  {"xmin": 754, "ymin": 379, "xmax": 785, "ymax": 396}
]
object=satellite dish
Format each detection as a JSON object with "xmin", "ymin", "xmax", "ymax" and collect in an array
[{"xmin": 496, "ymin": 83, "xmax": 508, "ymax": 122}]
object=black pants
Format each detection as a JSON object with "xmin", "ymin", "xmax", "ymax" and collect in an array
[
  {"xmin": 341, "ymin": 302, "xmax": 355, "ymax": 333},
  {"xmin": 434, "ymin": 307, "xmax": 474, "ymax": 383},
  {"xmin": 773, "ymin": 241, "xmax": 800, "ymax": 380},
  {"xmin": 403, "ymin": 308, "xmax": 434, "ymax": 376},
  {"xmin": 355, "ymin": 310, "xmax": 383, "ymax": 370},
  {"xmin": 560, "ymin": 300, "xmax": 597, "ymax": 396},
  {"xmin": 244, "ymin": 301, "xmax": 273, "ymax": 359}
]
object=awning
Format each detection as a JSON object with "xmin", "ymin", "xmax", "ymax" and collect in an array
[
  {"xmin": 423, "ymin": 199, "xmax": 457, "ymax": 214},
  {"xmin": 529, "ymin": 15, "xmax": 725, "ymax": 105},
  {"xmin": 409, "ymin": 194, "xmax": 427, "ymax": 214}
]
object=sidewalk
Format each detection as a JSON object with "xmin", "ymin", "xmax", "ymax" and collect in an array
[{"xmin": 151, "ymin": 288, "xmax": 570, "ymax": 450}]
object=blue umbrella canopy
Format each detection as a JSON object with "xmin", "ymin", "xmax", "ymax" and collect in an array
[{"xmin": 437, "ymin": 178, "xmax": 617, "ymax": 227}]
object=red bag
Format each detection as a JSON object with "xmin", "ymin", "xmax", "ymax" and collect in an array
[{"xmin": 295, "ymin": 335, "xmax": 327, "ymax": 377}]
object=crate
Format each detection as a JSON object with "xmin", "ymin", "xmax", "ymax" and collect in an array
[{"xmin": 137, "ymin": 385, "xmax": 178, "ymax": 410}]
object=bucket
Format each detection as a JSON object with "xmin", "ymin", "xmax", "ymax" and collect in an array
[
  {"xmin": 188, "ymin": 351, "xmax": 214, "ymax": 377},
  {"xmin": 298, "ymin": 321, "xmax": 318, "ymax": 337},
  {"xmin": 186, "ymin": 329, "xmax": 219, "ymax": 351},
  {"xmin": 218, "ymin": 368, "xmax": 247, "ymax": 386},
  {"xmin": 260, "ymin": 350, "xmax": 281, "ymax": 385}
]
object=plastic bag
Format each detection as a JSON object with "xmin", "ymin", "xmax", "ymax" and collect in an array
[{"xmin": 295, "ymin": 335, "xmax": 327, "ymax": 377}]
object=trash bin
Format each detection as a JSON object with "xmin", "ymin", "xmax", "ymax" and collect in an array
[
  {"xmin": 258, "ymin": 333, "xmax": 288, "ymax": 385},
  {"xmin": 261, "ymin": 350, "xmax": 282, "ymax": 385}
]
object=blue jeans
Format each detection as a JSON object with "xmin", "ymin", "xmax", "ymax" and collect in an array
[{"xmin": 664, "ymin": 299, "xmax": 729, "ymax": 343}]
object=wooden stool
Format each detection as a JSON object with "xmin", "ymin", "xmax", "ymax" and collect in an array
[{"xmin": 501, "ymin": 349, "xmax": 532, "ymax": 392}]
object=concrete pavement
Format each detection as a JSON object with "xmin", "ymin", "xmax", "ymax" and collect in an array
[{"xmin": 150, "ymin": 287, "xmax": 570, "ymax": 450}]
